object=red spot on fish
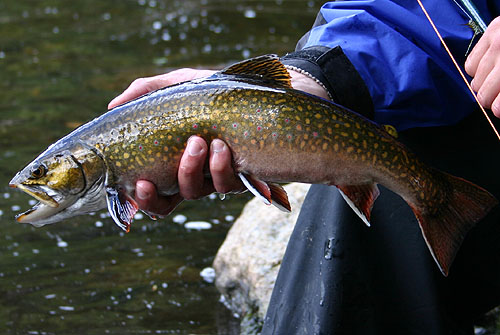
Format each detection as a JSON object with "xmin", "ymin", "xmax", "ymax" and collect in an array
[
  {"xmin": 257, "ymin": 126, "xmax": 262, "ymax": 131},
  {"xmin": 176, "ymin": 137, "xmax": 181, "ymax": 142},
  {"xmin": 244, "ymin": 131, "xmax": 249, "ymax": 137},
  {"xmin": 154, "ymin": 140, "xmax": 159, "ymax": 145},
  {"xmin": 313, "ymin": 132, "xmax": 319, "ymax": 138},
  {"xmin": 285, "ymin": 118, "xmax": 290, "ymax": 123},
  {"xmin": 138, "ymin": 145, "xmax": 143, "ymax": 151},
  {"xmin": 257, "ymin": 109, "xmax": 261, "ymax": 113},
  {"xmin": 287, "ymin": 134, "xmax": 293, "ymax": 141},
  {"xmin": 233, "ymin": 123, "xmax": 238, "ymax": 128},
  {"xmin": 272, "ymin": 132, "xmax": 278, "ymax": 139},
  {"xmin": 212, "ymin": 125, "xmax": 217, "ymax": 129},
  {"xmin": 193, "ymin": 124, "xmax": 198, "ymax": 129}
]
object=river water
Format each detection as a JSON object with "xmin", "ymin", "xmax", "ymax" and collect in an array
[{"xmin": 0, "ymin": 0, "xmax": 319, "ymax": 333}]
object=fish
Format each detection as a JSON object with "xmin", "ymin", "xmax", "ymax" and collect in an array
[{"xmin": 9, "ymin": 55, "xmax": 498, "ymax": 276}]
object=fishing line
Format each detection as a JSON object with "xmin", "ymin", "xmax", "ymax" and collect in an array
[{"xmin": 416, "ymin": 0, "xmax": 500, "ymax": 141}]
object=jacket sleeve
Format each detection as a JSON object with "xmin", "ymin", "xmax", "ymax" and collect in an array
[{"xmin": 282, "ymin": 0, "xmax": 480, "ymax": 131}]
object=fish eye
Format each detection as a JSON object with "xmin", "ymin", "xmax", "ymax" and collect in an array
[{"xmin": 30, "ymin": 164, "xmax": 47, "ymax": 179}]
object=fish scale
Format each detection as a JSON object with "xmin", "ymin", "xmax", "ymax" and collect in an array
[{"xmin": 9, "ymin": 55, "xmax": 498, "ymax": 276}]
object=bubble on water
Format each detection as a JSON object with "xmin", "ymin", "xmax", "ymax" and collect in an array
[
  {"xmin": 202, "ymin": 44, "xmax": 212, "ymax": 53},
  {"xmin": 211, "ymin": 219, "xmax": 220, "ymax": 224},
  {"xmin": 208, "ymin": 193, "xmax": 217, "ymax": 200},
  {"xmin": 244, "ymin": 9, "xmax": 257, "ymax": 18},
  {"xmin": 184, "ymin": 221, "xmax": 212, "ymax": 230},
  {"xmin": 242, "ymin": 49, "xmax": 251, "ymax": 59},
  {"xmin": 11, "ymin": 205, "xmax": 20, "ymax": 211},
  {"xmin": 102, "ymin": 13, "xmax": 111, "ymax": 21},
  {"xmin": 0, "ymin": 210, "xmax": 3, "ymax": 216},
  {"xmin": 45, "ymin": 294, "xmax": 56, "ymax": 299},
  {"xmin": 161, "ymin": 31, "xmax": 171, "ymax": 41},
  {"xmin": 225, "ymin": 215, "xmax": 235, "ymax": 222},
  {"xmin": 95, "ymin": 221, "xmax": 103, "ymax": 228},
  {"xmin": 152, "ymin": 21, "xmax": 162, "ymax": 30},
  {"xmin": 200, "ymin": 267, "xmax": 216, "ymax": 283},
  {"xmin": 134, "ymin": 213, "xmax": 144, "ymax": 220},
  {"xmin": 57, "ymin": 239, "xmax": 68, "ymax": 248},
  {"xmin": 32, "ymin": 249, "xmax": 40, "ymax": 254},
  {"xmin": 59, "ymin": 306, "xmax": 75, "ymax": 311},
  {"xmin": 84, "ymin": 268, "xmax": 90, "ymax": 274},
  {"xmin": 162, "ymin": 282, "xmax": 168, "ymax": 289},
  {"xmin": 28, "ymin": 199, "xmax": 37, "ymax": 206},
  {"xmin": 12, "ymin": 251, "xmax": 19, "ymax": 257},
  {"xmin": 172, "ymin": 214, "xmax": 187, "ymax": 224}
]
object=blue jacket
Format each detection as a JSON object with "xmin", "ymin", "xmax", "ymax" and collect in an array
[{"xmin": 294, "ymin": 0, "xmax": 500, "ymax": 130}]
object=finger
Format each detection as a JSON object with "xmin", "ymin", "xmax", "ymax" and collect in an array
[
  {"xmin": 470, "ymin": 46, "xmax": 498, "ymax": 92},
  {"xmin": 476, "ymin": 66, "xmax": 500, "ymax": 109},
  {"xmin": 135, "ymin": 180, "xmax": 184, "ymax": 216},
  {"xmin": 178, "ymin": 136, "xmax": 214, "ymax": 199},
  {"xmin": 465, "ymin": 37, "xmax": 489, "ymax": 78},
  {"xmin": 491, "ymin": 92, "xmax": 500, "ymax": 118},
  {"xmin": 108, "ymin": 76, "xmax": 168, "ymax": 109},
  {"xmin": 108, "ymin": 69, "xmax": 216, "ymax": 110},
  {"xmin": 209, "ymin": 139, "xmax": 244, "ymax": 194}
]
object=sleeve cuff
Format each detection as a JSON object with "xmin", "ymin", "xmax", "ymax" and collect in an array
[{"xmin": 281, "ymin": 46, "xmax": 374, "ymax": 120}]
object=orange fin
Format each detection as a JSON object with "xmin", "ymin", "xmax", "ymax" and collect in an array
[
  {"xmin": 106, "ymin": 187, "xmax": 139, "ymax": 233},
  {"xmin": 268, "ymin": 182, "xmax": 291, "ymax": 212},
  {"xmin": 238, "ymin": 173, "xmax": 291, "ymax": 212},
  {"xmin": 337, "ymin": 184, "xmax": 380, "ymax": 227},
  {"xmin": 410, "ymin": 171, "xmax": 498, "ymax": 276}
]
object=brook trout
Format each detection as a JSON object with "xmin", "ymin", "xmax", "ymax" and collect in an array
[{"xmin": 9, "ymin": 55, "xmax": 498, "ymax": 276}]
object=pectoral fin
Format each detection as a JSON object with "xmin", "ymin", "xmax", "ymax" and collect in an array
[
  {"xmin": 106, "ymin": 187, "xmax": 139, "ymax": 232},
  {"xmin": 337, "ymin": 184, "xmax": 380, "ymax": 226},
  {"xmin": 238, "ymin": 173, "xmax": 291, "ymax": 212}
]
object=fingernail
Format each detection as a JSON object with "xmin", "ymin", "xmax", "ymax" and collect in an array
[
  {"xmin": 187, "ymin": 138, "xmax": 204, "ymax": 156},
  {"xmin": 212, "ymin": 140, "xmax": 225, "ymax": 153},
  {"xmin": 136, "ymin": 182, "xmax": 150, "ymax": 200},
  {"xmin": 470, "ymin": 79, "xmax": 476, "ymax": 91}
]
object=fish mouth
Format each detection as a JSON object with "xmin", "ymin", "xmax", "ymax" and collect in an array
[{"xmin": 9, "ymin": 183, "xmax": 63, "ymax": 225}]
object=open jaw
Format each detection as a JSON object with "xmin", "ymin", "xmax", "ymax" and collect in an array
[{"xmin": 8, "ymin": 184, "xmax": 66, "ymax": 225}]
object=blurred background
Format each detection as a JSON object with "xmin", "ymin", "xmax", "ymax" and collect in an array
[{"xmin": 0, "ymin": 0, "xmax": 321, "ymax": 333}]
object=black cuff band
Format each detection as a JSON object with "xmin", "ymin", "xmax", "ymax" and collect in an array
[{"xmin": 281, "ymin": 46, "xmax": 374, "ymax": 119}]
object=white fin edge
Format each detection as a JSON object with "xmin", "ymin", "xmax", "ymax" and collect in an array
[
  {"xmin": 238, "ymin": 173, "xmax": 271, "ymax": 206},
  {"xmin": 338, "ymin": 188, "xmax": 371, "ymax": 227}
]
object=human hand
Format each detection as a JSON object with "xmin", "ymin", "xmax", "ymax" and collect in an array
[
  {"xmin": 108, "ymin": 68, "xmax": 243, "ymax": 217},
  {"xmin": 465, "ymin": 17, "xmax": 500, "ymax": 118}
]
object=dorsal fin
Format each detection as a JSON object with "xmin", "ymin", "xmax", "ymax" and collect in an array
[{"xmin": 219, "ymin": 55, "xmax": 292, "ymax": 88}]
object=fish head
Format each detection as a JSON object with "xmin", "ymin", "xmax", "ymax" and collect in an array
[{"xmin": 9, "ymin": 141, "xmax": 107, "ymax": 227}]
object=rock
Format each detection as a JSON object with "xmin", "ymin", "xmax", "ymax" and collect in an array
[{"xmin": 213, "ymin": 183, "xmax": 311, "ymax": 330}]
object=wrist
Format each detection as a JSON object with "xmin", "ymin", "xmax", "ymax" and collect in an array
[{"xmin": 287, "ymin": 67, "xmax": 332, "ymax": 100}]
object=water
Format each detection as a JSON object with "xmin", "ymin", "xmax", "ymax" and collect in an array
[{"xmin": 0, "ymin": 0, "xmax": 320, "ymax": 333}]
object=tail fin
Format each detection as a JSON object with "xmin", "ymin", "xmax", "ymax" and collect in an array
[{"xmin": 410, "ymin": 172, "xmax": 498, "ymax": 276}]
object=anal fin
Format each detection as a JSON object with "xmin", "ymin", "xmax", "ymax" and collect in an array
[
  {"xmin": 238, "ymin": 173, "xmax": 291, "ymax": 212},
  {"xmin": 337, "ymin": 184, "xmax": 380, "ymax": 226},
  {"xmin": 106, "ymin": 187, "xmax": 139, "ymax": 232}
]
